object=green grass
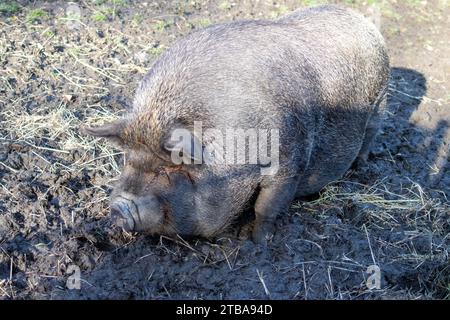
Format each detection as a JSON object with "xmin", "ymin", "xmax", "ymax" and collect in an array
[
  {"xmin": 149, "ymin": 46, "xmax": 165, "ymax": 57},
  {"xmin": 405, "ymin": 0, "xmax": 423, "ymax": 6},
  {"xmin": 269, "ymin": 5, "xmax": 290, "ymax": 19},
  {"xmin": 184, "ymin": 21, "xmax": 195, "ymax": 30},
  {"xmin": 90, "ymin": 0, "xmax": 129, "ymax": 22},
  {"xmin": 152, "ymin": 19, "xmax": 173, "ymax": 32},
  {"xmin": 0, "ymin": 2, "xmax": 21, "ymax": 15},
  {"xmin": 92, "ymin": 11, "xmax": 108, "ymax": 22},
  {"xmin": 341, "ymin": 0, "xmax": 384, "ymax": 5},
  {"xmin": 218, "ymin": 1, "xmax": 232, "ymax": 11},
  {"xmin": 26, "ymin": 8, "xmax": 47, "ymax": 23},
  {"xmin": 43, "ymin": 29, "xmax": 55, "ymax": 38},
  {"xmin": 132, "ymin": 13, "xmax": 144, "ymax": 26},
  {"xmin": 297, "ymin": 0, "xmax": 319, "ymax": 6},
  {"xmin": 193, "ymin": 18, "xmax": 212, "ymax": 28},
  {"xmin": 65, "ymin": 9, "xmax": 81, "ymax": 22},
  {"xmin": 92, "ymin": 0, "xmax": 128, "ymax": 5},
  {"xmin": 111, "ymin": 0, "xmax": 128, "ymax": 6}
]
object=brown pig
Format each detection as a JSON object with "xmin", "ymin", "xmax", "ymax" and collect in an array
[{"xmin": 83, "ymin": 5, "xmax": 390, "ymax": 243}]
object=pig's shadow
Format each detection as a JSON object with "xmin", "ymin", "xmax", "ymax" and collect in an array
[{"xmin": 372, "ymin": 67, "xmax": 448, "ymax": 196}]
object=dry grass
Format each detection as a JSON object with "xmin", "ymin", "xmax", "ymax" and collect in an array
[
  {"xmin": 293, "ymin": 179, "xmax": 449, "ymax": 298},
  {"xmin": 1, "ymin": 102, "xmax": 123, "ymax": 177},
  {"xmin": 295, "ymin": 177, "xmax": 449, "ymax": 244},
  {"xmin": 0, "ymin": 3, "xmax": 153, "ymax": 184}
]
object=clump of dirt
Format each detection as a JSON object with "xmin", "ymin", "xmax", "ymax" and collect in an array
[{"xmin": 0, "ymin": 0, "xmax": 449, "ymax": 299}]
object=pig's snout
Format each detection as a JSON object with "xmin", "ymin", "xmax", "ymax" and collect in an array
[
  {"xmin": 110, "ymin": 193, "xmax": 165, "ymax": 233},
  {"xmin": 110, "ymin": 198, "xmax": 137, "ymax": 231}
]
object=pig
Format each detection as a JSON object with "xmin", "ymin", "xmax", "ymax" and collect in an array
[{"xmin": 82, "ymin": 5, "xmax": 390, "ymax": 243}]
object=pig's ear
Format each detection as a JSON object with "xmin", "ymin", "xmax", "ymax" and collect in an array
[
  {"xmin": 164, "ymin": 128, "xmax": 203, "ymax": 164},
  {"xmin": 80, "ymin": 119, "xmax": 127, "ymax": 145}
]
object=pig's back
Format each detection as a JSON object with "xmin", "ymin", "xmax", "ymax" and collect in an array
[
  {"xmin": 134, "ymin": 5, "xmax": 388, "ymax": 128},
  {"xmin": 131, "ymin": 5, "xmax": 389, "ymax": 182}
]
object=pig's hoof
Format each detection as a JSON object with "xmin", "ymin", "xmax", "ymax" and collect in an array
[
  {"xmin": 354, "ymin": 152, "xmax": 375, "ymax": 170},
  {"xmin": 358, "ymin": 156, "xmax": 368, "ymax": 166},
  {"xmin": 111, "ymin": 202, "xmax": 136, "ymax": 232},
  {"xmin": 251, "ymin": 227, "xmax": 273, "ymax": 245}
]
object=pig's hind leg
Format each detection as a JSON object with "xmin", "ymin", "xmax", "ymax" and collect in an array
[
  {"xmin": 252, "ymin": 176, "xmax": 299, "ymax": 244},
  {"xmin": 356, "ymin": 95, "xmax": 387, "ymax": 166}
]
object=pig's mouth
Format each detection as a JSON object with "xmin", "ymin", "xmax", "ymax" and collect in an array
[
  {"xmin": 110, "ymin": 194, "xmax": 170, "ymax": 234},
  {"xmin": 110, "ymin": 196, "xmax": 139, "ymax": 232}
]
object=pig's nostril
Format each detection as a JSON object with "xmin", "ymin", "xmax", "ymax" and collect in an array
[{"xmin": 111, "ymin": 203, "xmax": 135, "ymax": 231}]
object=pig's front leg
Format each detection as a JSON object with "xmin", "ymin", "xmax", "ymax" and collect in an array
[{"xmin": 252, "ymin": 176, "xmax": 299, "ymax": 244}]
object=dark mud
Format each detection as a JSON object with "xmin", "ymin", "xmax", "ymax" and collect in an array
[{"xmin": 0, "ymin": 1, "xmax": 449, "ymax": 299}]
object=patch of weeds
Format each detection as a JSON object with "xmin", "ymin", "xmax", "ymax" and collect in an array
[
  {"xmin": 91, "ymin": 6, "xmax": 114, "ymax": 22},
  {"xmin": 438, "ymin": 0, "xmax": 449, "ymax": 9},
  {"xmin": 109, "ymin": 0, "xmax": 127, "ymax": 18},
  {"xmin": 65, "ymin": 7, "xmax": 82, "ymax": 23},
  {"xmin": 193, "ymin": 18, "xmax": 212, "ymax": 28},
  {"xmin": 111, "ymin": 0, "xmax": 128, "ymax": 6},
  {"xmin": 405, "ymin": 0, "xmax": 422, "ymax": 6},
  {"xmin": 342, "ymin": 0, "xmax": 383, "ymax": 5},
  {"xmin": 152, "ymin": 19, "xmax": 172, "ymax": 32},
  {"xmin": 184, "ymin": 21, "xmax": 195, "ymax": 30},
  {"xmin": 0, "ymin": 2, "xmax": 21, "ymax": 15},
  {"xmin": 414, "ymin": 13, "xmax": 433, "ymax": 23},
  {"xmin": 114, "ymin": 37, "xmax": 130, "ymax": 54},
  {"xmin": 102, "ymin": 6, "xmax": 115, "ymax": 15},
  {"xmin": 342, "ymin": 0, "xmax": 382, "ymax": 5},
  {"xmin": 269, "ymin": 5, "xmax": 290, "ymax": 19},
  {"xmin": 173, "ymin": 1, "xmax": 189, "ymax": 15},
  {"xmin": 43, "ymin": 29, "xmax": 55, "ymax": 38},
  {"xmin": 218, "ymin": 1, "xmax": 232, "ymax": 11},
  {"xmin": 149, "ymin": 46, "xmax": 165, "ymax": 57},
  {"xmin": 26, "ymin": 8, "xmax": 47, "ymax": 23},
  {"xmin": 297, "ymin": 0, "xmax": 320, "ymax": 6},
  {"xmin": 380, "ymin": 4, "xmax": 401, "ymax": 20},
  {"xmin": 386, "ymin": 26, "xmax": 400, "ymax": 37},
  {"xmin": 92, "ymin": 11, "xmax": 108, "ymax": 22},
  {"xmin": 131, "ymin": 13, "xmax": 144, "ymax": 26},
  {"xmin": 364, "ymin": 0, "xmax": 392, "ymax": 12}
]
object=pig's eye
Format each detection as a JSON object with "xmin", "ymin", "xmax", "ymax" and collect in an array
[
  {"xmin": 163, "ymin": 131, "xmax": 203, "ymax": 164},
  {"xmin": 160, "ymin": 199, "xmax": 172, "ymax": 222}
]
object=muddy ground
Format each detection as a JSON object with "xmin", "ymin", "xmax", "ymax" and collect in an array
[{"xmin": 0, "ymin": 0, "xmax": 449, "ymax": 299}]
